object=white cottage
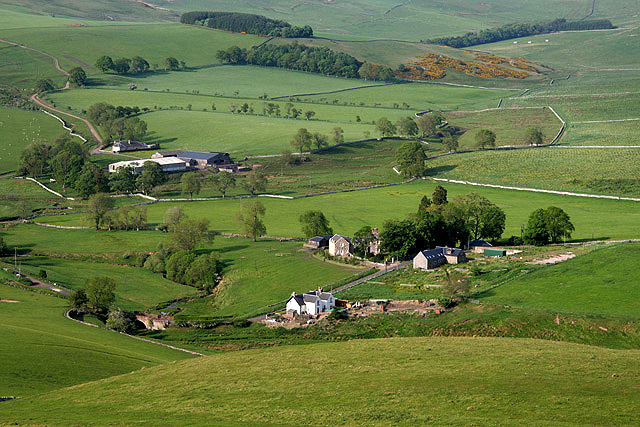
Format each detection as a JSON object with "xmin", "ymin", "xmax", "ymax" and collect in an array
[{"xmin": 286, "ymin": 290, "xmax": 336, "ymax": 315}]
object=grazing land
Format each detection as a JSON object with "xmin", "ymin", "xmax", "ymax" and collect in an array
[
  {"xmin": 426, "ymin": 148, "xmax": 640, "ymax": 197},
  {"xmin": 0, "ymin": 284, "xmax": 193, "ymax": 397},
  {"xmin": 2, "ymin": 336, "xmax": 640, "ymax": 425},
  {"xmin": 480, "ymin": 243, "xmax": 640, "ymax": 318},
  {"xmin": 32, "ymin": 179, "xmax": 640, "ymax": 241}
]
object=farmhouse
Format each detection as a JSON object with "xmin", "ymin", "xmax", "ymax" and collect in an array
[
  {"xmin": 112, "ymin": 140, "xmax": 156, "ymax": 153},
  {"xmin": 152, "ymin": 150, "xmax": 232, "ymax": 167},
  {"xmin": 328, "ymin": 234, "xmax": 353, "ymax": 257},
  {"xmin": 304, "ymin": 235, "xmax": 332, "ymax": 249},
  {"xmin": 108, "ymin": 157, "xmax": 188, "ymax": 174},
  {"xmin": 413, "ymin": 247, "xmax": 467, "ymax": 270},
  {"xmin": 286, "ymin": 290, "xmax": 336, "ymax": 315}
]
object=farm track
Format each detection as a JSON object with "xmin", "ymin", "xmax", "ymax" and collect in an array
[{"xmin": 0, "ymin": 38, "xmax": 104, "ymax": 144}]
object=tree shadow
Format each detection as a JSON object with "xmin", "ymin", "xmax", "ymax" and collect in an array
[{"xmin": 425, "ymin": 164, "xmax": 457, "ymax": 175}]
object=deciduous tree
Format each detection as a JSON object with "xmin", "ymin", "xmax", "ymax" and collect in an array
[
  {"xmin": 86, "ymin": 193, "xmax": 114, "ymax": 230},
  {"xmin": 291, "ymin": 128, "xmax": 312, "ymax": 154},
  {"xmin": 237, "ymin": 200, "xmax": 266, "ymax": 241},
  {"xmin": 395, "ymin": 140, "xmax": 426, "ymax": 177},
  {"xmin": 211, "ymin": 171, "xmax": 236, "ymax": 198},
  {"xmin": 299, "ymin": 210, "xmax": 333, "ymax": 238},
  {"xmin": 243, "ymin": 170, "xmax": 267, "ymax": 195},
  {"xmin": 86, "ymin": 276, "xmax": 116, "ymax": 314},
  {"xmin": 475, "ymin": 129, "xmax": 496, "ymax": 149},
  {"xmin": 524, "ymin": 127, "xmax": 544, "ymax": 146},
  {"xmin": 181, "ymin": 172, "xmax": 201, "ymax": 199},
  {"xmin": 375, "ymin": 117, "xmax": 396, "ymax": 137}
]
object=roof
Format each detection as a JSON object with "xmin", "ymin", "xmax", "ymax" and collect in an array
[
  {"xmin": 291, "ymin": 294, "xmax": 305, "ymax": 306},
  {"xmin": 153, "ymin": 157, "xmax": 187, "ymax": 166},
  {"xmin": 156, "ymin": 150, "xmax": 185, "ymax": 157},
  {"xmin": 303, "ymin": 293, "xmax": 319, "ymax": 304},
  {"xmin": 109, "ymin": 158, "xmax": 185, "ymax": 169},
  {"xmin": 114, "ymin": 140, "xmax": 148, "ymax": 148},
  {"xmin": 469, "ymin": 239, "xmax": 492, "ymax": 248},
  {"xmin": 180, "ymin": 151, "xmax": 228, "ymax": 161},
  {"xmin": 309, "ymin": 235, "xmax": 332, "ymax": 243},
  {"xmin": 438, "ymin": 246, "xmax": 465, "ymax": 257},
  {"xmin": 319, "ymin": 292, "xmax": 333, "ymax": 301},
  {"xmin": 416, "ymin": 248, "xmax": 446, "ymax": 261},
  {"xmin": 330, "ymin": 234, "xmax": 352, "ymax": 244}
]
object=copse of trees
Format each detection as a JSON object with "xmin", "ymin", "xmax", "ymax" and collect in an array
[
  {"xmin": 87, "ymin": 102, "xmax": 147, "ymax": 142},
  {"xmin": 523, "ymin": 206, "xmax": 575, "ymax": 245},
  {"xmin": 358, "ymin": 62, "xmax": 396, "ymax": 82},
  {"xmin": 299, "ymin": 210, "xmax": 333, "ymax": 238},
  {"xmin": 217, "ymin": 43, "xmax": 361, "ymax": 78},
  {"xmin": 94, "ymin": 55, "xmax": 179, "ymax": 75},
  {"xmin": 395, "ymin": 140, "xmax": 427, "ymax": 178},
  {"xmin": 69, "ymin": 67, "xmax": 87, "ymax": 86},
  {"xmin": 425, "ymin": 18, "xmax": 614, "ymax": 48},
  {"xmin": 380, "ymin": 186, "xmax": 505, "ymax": 259},
  {"xmin": 180, "ymin": 11, "xmax": 313, "ymax": 38}
]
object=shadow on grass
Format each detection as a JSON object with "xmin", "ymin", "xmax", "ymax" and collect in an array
[{"xmin": 426, "ymin": 164, "xmax": 457, "ymax": 175}]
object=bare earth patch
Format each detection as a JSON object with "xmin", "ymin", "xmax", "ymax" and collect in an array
[
  {"xmin": 0, "ymin": 299, "xmax": 20, "ymax": 303},
  {"xmin": 527, "ymin": 253, "xmax": 576, "ymax": 265}
]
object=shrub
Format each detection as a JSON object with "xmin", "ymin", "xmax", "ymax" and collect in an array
[{"xmin": 106, "ymin": 309, "xmax": 135, "ymax": 333}]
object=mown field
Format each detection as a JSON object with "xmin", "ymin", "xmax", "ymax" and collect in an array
[
  {"xmin": 16, "ymin": 255, "xmax": 198, "ymax": 311},
  {"xmin": 3, "ymin": 336, "xmax": 640, "ymax": 425},
  {"xmin": 33, "ymin": 179, "xmax": 640, "ymax": 242},
  {"xmin": 426, "ymin": 147, "xmax": 640, "ymax": 197},
  {"xmin": 0, "ymin": 107, "xmax": 64, "ymax": 174},
  {"xmin": 0, "ymin": 283, "xmax": 193, "ymax": 397},
  {"xmin": 480, "ymin": 243, "xmax": 640, "ymax": 318}
]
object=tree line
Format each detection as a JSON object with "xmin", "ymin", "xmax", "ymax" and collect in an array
[
  {"xmin": 425, "ymin": 18, "xmax": 614, "ymax": 48},
  {"xmin": 180, "ymin": 11, "xmax": 313, "ymax": 38},
  {"xmin": 95, "ymin": 55, "xmax": 186, "ymax": 75},
  {"xmin": 217, "ymin": 43, "xmax": 394, "ymax": 80}
]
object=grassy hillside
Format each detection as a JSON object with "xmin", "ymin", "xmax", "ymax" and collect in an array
[
  {"xmin": 0, "ymin": 284, "xmax": 193, "ymax": 397},
  {"xmin": 2, "ymin": 336, "xmax": 640, "ymax": 425},
  {"xmin": 31, "ymin": 179, "xmax": 640, "ymax": 241},
  {"xmin": 426, "ymin": 147, "xmax": 640, "ymax": 197},
  {"xmin": 0, "ymin": 108, "xmax": 65, "ymax": 174},
  {"xmin": 480, "ymin": 243, "xmax": 640, "ymax": 317}
]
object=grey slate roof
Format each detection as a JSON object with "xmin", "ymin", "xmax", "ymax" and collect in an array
[
  {"xmin": 469, "ymin": 239, "xmax": 492, "ymax": 248},
  {"xmin": 181, "ymin": 151, "xmax": 228, "ymax": 161},
  {"xmin": 418, "ymin": 248, "xmax": 446, "ymax": 261},
  {"xmin": 288, "ymin": 294, "xmax": 305, "ymax": 306},
  {"xmin": 309, "ymin": 235, "xmax": 332, "ymax": 243},
  {"xmin": 330, "ymin": 234, "xmax": 352, "ymax": 244},
  {"xmin": 156, "ymin": 150, "xmax": 185, "ymax": 157}
]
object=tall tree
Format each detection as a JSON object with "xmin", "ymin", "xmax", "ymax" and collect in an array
[
  {"xmin": 524, "ymin": 127, "xmax": 544, "ymax": 146},
  {"xmin": 475, "ymin": 129, "xmax": 496, "ymax": 149},
  {"xmin": 69, "ymin": 67, "xmax": 87, "ymax": 86},
  {"xmin": 299, "ymin": 210, "xmax": 333, "ymax": 238},
  {"xmin": 395, "ymin": 117, "xmax": 418, "ymax": 137},
  {"xmin": 19, "ymin": 141, "xmax": 52, "ymax": 177},
  {"xmin": 454, "ymin": 193, "xmax": 505, "ymax": 241},
  {"xmin": 109, "ymin": 166, "xmax": 137, "ymax": 193},
  {"xmin": 181, "ymin": 172, "xmax": 201, "ymax": 199},
  {"xmin": 163, "ymin": 206, "xmax": 185, "ymax": 232},
  {"xmin": 86, "ymin": 193, "xmax": 114, "ymax": 230},
  {"xmin": 169, "ymin": 218, "xmax": 213, "ymax": 251},
  {"xmin": 163, "ymin": 57, "xmax": 180, "ymax": 71},
  {"xmin": 432, "ymin": 185, "xmax": 448, "ymax": 205},
  {"xmin": 35, "ymin": 79, "xmax": 54, "ymax": 93},
  {"xmin": 311, "ymin": 132, "xmax": 328, "ymax": 150},
  {"xmin": 442, "ymin": 136, "xmax": 459, "ymax": 153},
  {"xmin": 544, "ymin": 206, "xmax": 575, "ymax": 243},
  {"xmin": 95, "ymin": 56, "xmax": 114, "ymax": 72},
  {"xmin": 523, "ymin": 208, "xmax": 550, "ymax": 245},
  {"xmin": 237, "ymin": 200, "xmax": 266, "ymax": 242},
  {"xmin": 136, "ymin": 162, "xmax": 165, "ymax": 195},
  {"xmin": 375, "ymin": 117, "xmax": 396, "ymax": 137},
  {"xmin": 416, "ymin": 112, "xmax": 443, "ymax": 138},
  {"xmin": 331, "ymin": 127, "xmax": 344, "ymax": 144},
  {"xmin": 210, "ymin": 171, "xmax": 236, "ymax": 198},
  {"xmin": 243, "ymin": 170, "xmax": 267, "ymax": 195},
  {"xmin": 86, "ymin": 277, "xmax": 116, "ymax": 314},
  {"xmin": 395, "ymin": 140, "xmax": 426, "ymax": 178},
  {"xmin": 291, "ymin": 128, "xmax": 312, "ymax": 154},
  {"xmin": 75, "ymin": 163, "xmax": 109, "ymax": 197}
]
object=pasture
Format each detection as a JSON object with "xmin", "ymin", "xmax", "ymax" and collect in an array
[
  {"xmin": 0, "ymin": 42, "xmax": 66, "ymax": 89},
  {"xmin": 16, "ymin": 255, "xmax": 199, "ymax": 312},
  {"xmin": 33, "ymin": 179, "xmax": 640, "ymax": 242},
  {"xmin": 0, "ymin": 284, "xmax": 193, "ymax": 397},
  {"xmin": 562, "ymin": 121, "xmax": 640, "ymax": 146},
  {"xmin": 480, "ymin": 243, "xmax": 640, "ymax": 318},
  {"xmin": 3, "ymin": 336, "xmax": 640, "ymax": 425},
  {"xmin": 0, "ymin": 107, "xmax": 64, "ymax": 174},
  {"xmin": 426, "ymin": 147, "xmax": 640, "ymax": 197}
]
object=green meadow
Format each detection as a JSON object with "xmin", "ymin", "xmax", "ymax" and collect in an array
[
  {"xmin": 561, "ymin": 121, "xmax": 640, "ymax": 146},
  {"xmin": 0, "ymin": 107, "xmax": 65, "ymax": 174},
  {"xmin": 0, "ymin": 43, "xmax": 66, "ymax": 88},
  {"xmin": 0, "ymin": 284, "xmax": 193, "ymax": 397},
  {"xmin": 3, "ymin": 336, "xmax": 639, "ymax": 425},
  {"xmin": 481, "ymin": 243, "xmax": 640, "ymax": 318},
  {"xmin": 33, "ymin": 179, "xmax": 640, "ymax": 241},
  {"xmin": 426, "ymin": 147, "xmax": 640, "ymax": 197},
  {"xmin": 16, "ymin": 255, "xmax": 198, "ymax": 311}
]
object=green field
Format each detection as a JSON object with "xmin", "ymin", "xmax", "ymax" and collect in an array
[
  {"xmin": 3, "ymin": 336, "xmax": 640, "ymax": 425},
  {"xmin": 0, "ymin": 43, "xmax": 66, "ymax": 88},
  {"xmin": 16, "ymin": 255, "xmax": 198, "ymax": 311},
  {"xmin": 561, "ymin": 121, "xmax": 640, "ymax": 146},
  {"xmin": 481, "ymin": 243, "xmax": 640, "ymax": 318},
  {"xmin": 426, "ymin": 147, "xmax": 640, "ymax": 197},
  {"xmin": 33, "ymin": 179, "xmax": 640, "ymax": 242},
  {"xmin": 0, "ymin": 284, "xmax": 193, "ymax": 397},
  {"xmin": 0, "ymin": 107, "xmax": 65, "ymax": 174}
]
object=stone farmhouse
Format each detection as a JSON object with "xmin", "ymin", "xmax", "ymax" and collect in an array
[
  {"xmin": 329, "ymin": 234, "xmax": 353, "ymax": 257},
  {"xmin": 112, "ymin": 140, "xmax": 156, "ymax": 153},
  {"xmin": 152, "ymin": 150, "xmax": 232, "ymax": 168},
  {"xmin": 286, "ymin": 290, "xmax": 336, "ymax": 315},
  {"xmin": 108, "ymin": 157, "xmax": 188, "ymax": 174},
  {"xmin": 413, "ymin": 247, "xmax": 467, "ymax": 270}
]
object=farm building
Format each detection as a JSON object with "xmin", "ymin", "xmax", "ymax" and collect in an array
[
  {"xmin": 152, "ymin": 150, "xmax": 232, "ymax": 167},
  {"xmin": 112, "ymin": 140, "xmax": 156, "ymax": 153},
  {"xmin": 304, "ymin": 235, "xmax": 332, "ymax": 249},
  {"xmin": 286, "ymin": 290, "xmax": 336, "ymax": 315},
  {"xmin": 413, "ymin": 247, "xmax": 467, "ymax": 270},
  {"xmin": 468, "ymin": 239, "xmax": 493, "ymax": 253},
  {"xmin": 329, "ymin": 234, "xmax": 353, "ymax": 257},
  {"xmin": 108, "ymin": 157, "xmax": 188, "ymax": 174}
]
